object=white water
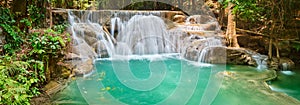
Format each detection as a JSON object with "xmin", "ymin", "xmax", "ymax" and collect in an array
[
  {"xmin": 68, "ymin": 10, "xmax": 184, "ymax": 59},
  {"xmin": 248, "ymin": 51, "xmax": 268, "ymax": 70},
  {"xmin": 67, "ymin": 10, "xmax": 268, "ymax": 69},
  {"xmin": 68, "ymin": 11, "xmax": 115, "ymax": 59},
  {"xmin": 116, "ymin": 15, "xmax": 176, "ymax": 55},
  {"xmin": 192, "ymin": 36, "xmax": 224, "ymax": 63}
]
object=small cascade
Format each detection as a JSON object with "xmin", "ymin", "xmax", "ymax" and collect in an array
[
  {"xmin": 116, "ymin": 15, "xmax": 176, "ymax": 55},
  {"xmin": 179, "ymin": 15, "xmax": 225, "ymax": 63},
  {"xmin": 244, "ymin": 49, "xmax": 268, "ymax": 70},
  {"xmin": 197, "ymin": 37, "xmax": 224, "ymax": 63},
  {"xmin": 282, "ymin": 63, "xmax": 288, "ymax": 71},
  {"xmin": 68, "ymin": 11, "xmax": 115, "ymax": 59}
]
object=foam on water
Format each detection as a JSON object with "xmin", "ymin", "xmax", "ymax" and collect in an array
[
  {"xmin": 95, "ymin": 53, "xmax": 180, "ymax": 61},
  {"xmin": 269, "ymin": 85, "xmax": 297, "ymax": 93},
  {"xmin": 280, "ymin": 71, "xmax": 295, "ymax": 75}
]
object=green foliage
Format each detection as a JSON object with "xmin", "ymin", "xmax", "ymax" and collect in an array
[
  {"xmin": 27, "ymin": 5, "xmax": 45, "ymax": 28},
  {"xmin": 0, "ymin": 7, "xmax": 15, "ymax": 24},
  {"xmin": 53, "ymin": 24, "xmax": 69, "ymax": 34},
  {"xmin": 0, "ymin": 55, "xmax": 45, "ymax": 105},
  {"xmin": 0, "ymin": 7, "xmax": 25, "ymax": 54},
  {"xmin": 0, "ymin": 24, "xmax": 24, "ymax": 54},
  {"xmin": 0, "ymin": 2, "xmax": 71, "ymax": 104},
  {"xmin": 29, "ymin": 28, "xmax": 68, "ymax": 60},
  {"xmin": 220, "ymin": 0, "xmax": 265, "ymax": 22},
  {"xmin": 292, "ymin": 42, "xmax": 300, "ymax": 52},
  {"xmin": 0, "ymin": 25, "xmax": 69, "ymax": 104}
]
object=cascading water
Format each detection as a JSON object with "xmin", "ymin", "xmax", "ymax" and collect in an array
[
  {"xmin": 197, "ymin": 37, "xmax": 224, "ymax": 63},
  {"xmin": 116, "ymin": 15, "xmax": 176, "ymax": 55},
  {"xmin": 68, "ymin": 10, "xmax": 271, "ymax": 70},
  {"xmin": 68, "ymin": 10, "xmax": 183, "ymax": 59},
  {"xmin": 52, "ymin": 10, "xmax": 295, "ymax": 105},
  {"xmin": 68, "ymin": 11, "xmax": 115, "ymax": 59}
]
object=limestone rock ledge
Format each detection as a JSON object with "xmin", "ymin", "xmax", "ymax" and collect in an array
[{"xmin": 184, "ymin": 46, "xmax": 268, "ymax": 67}]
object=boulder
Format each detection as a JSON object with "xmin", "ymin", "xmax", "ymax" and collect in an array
[
  {"xmin": 84, "ymin": 35, "xmax": 98, "ymax": 46},
  {"xmin": 73, "ymin": 23, "xmax": 98, "ymax": 38},
  {"xmin": 173, "ymin": 15, "xmax": 186, "ymax": 23},
  {"xmin": 43, "ymin": 81, "xmax": 63, "ymax": 95},
  {"xmin": 184, "ymin": 44, "xmax": 260, "ymax": 66},
  {"xmin": 92, "ymin": 41, "xmax": 110, "ymax": 57},
  {"xmin": 226, "ymin": 48, "xmax": 257, "ymax": 66},
  {"xmin": 72, "ymin": 59, "xmax": 94, "ymax": 76},
  {"xmin": 186, "ymin": 15, "xmax": 217, "ymax": 24},
  {"xmin": 72, "ymin": 42, "xmax": 97, "ymax": 59},
  {"xmin": 64, "ymin": 53, "xmax": 82, "ymax": 60},
  {"xmin": 278, "ymin": 57, "xmax": 295, "ymax": 70}
]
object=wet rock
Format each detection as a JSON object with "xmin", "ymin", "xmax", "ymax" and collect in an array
[
  {"xmin": 73, "ymin": 23, "xmax": 98, "ymax": 38},
  {"xmin": 64, "ymin": 53, "xmax": 82, "ymax": 60},
  {"xmin": 72, "ymin": 59, "xmax": 94, "ymax": 76},
  {"xmin": 173, "ymin": 15, "xmax": 186, "ymax": 23},
  {"xmin": 43, "ymin": 81, "xmax": 63, "ymax": 96},
  {"xmin": 72, "ymin": 42, "xmax": 97, "ymax": 59},
  {"xmin": 201, "ymin": 22, "xmax": 218, "ymax": 30},
  {"xmin": 84, "ymin": 35, "xmax": 98, "ymax": 46},
  {"xmin": 278, "ymin": 58, "xmax": 295, "ymax": 70},
  {"xmin": 226, "ymin": 48, "xmax": 257, "ymax": 66},
  {"xmin": 56, "ymin": 61, "xmax": 73, "ymax": 79},
  {"xmin": 184, "ymin": 43, "xmax": 260, "ymax": 66},
  {"xmin": 187, "ymin": 15, "xmax": 217, "ymax": 24},
  {"xmin": 92, "ymin": 41, "xmax": 109, "ymax": 57},
  {"xmin": 30, "ymin": 94, "xmax": 51, "ymax": 105},
  {"xmin": 184, "ymin": 39, "xmax": 208, "ymax": 61}
]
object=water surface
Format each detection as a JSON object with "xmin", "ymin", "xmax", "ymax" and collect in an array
[{"xmin": 52, "ymin": 57, "xmax": 300, "ymax": 105}]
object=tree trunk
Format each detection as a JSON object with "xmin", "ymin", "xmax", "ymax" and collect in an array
[
  {"xmin": 275, "ymin": 40, "xmax": 280, "ymax": 59},
  {"xmin": 226, "ymin": 3, "xmax": 239, "ymax": 48},
  {"xmin": 191, "ymin": 0, "xmax": 195, "ymax": 10},
  {"xmin": 268, "ymin": 38, "xmax": 273, "ymax": 59},
  {"xmin": 178, "ymin": 0, "xmax": 182, "ymax": 9}
]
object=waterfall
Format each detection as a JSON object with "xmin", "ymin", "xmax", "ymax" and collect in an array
[
  {"xmin": 197, "ymin": 37, "xmax": 224, "ymax": 63},
  {"xmin": 252, "ymin": 54, "xmax": 268, "ymax": 70},
  {"xmin": 282, "ymin": 63, "xmax": 288, "ymax": 70},
  {"xmin": 68, "ymin": 10, "xmax": 181, "ymax": 59},
  {"xmin": 116, "ymin": 15, "xmax": 176, "ymax": 55},
  {"xmin": 68, "ymin": 11, "xmax": 115, "ymax": 58}
]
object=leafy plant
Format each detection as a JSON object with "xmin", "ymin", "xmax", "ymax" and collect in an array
[
  {"xmin": 0, "ymin": 24, "xmax": 24, "ymax": 54},
  {"xmin": 292, "ymin": 42, "xmax": 300, "ymax": 52},
  {"xmin": 29, "ymin": 28, "xmax": 67, "ymax": 58},
  {"xmin": 0, "ymin": 55, "xmax": 45, "ymax": 105},
  {"xmin": 220, "ymin": 0, "xmax": 265, "ymax": 22},
  {"xmin": 27, "ymin": 5, "xmax": 45, "ymax": 28}
]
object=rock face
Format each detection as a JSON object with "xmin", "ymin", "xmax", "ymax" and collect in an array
[
  {"xmin": 238, "ymin": 34, "xmax": 299, "ymax": 70},
  {"xmin": 269, "ymin": 57, "xmax": 295, "ymax": 71},
  {"xmin": 185, "ymin": 45, "xmax": 260, "ymax": 66},
  {"xmin": 70, "ymin": 22, "xmax": 112, "ymax": 59},
  {"xmin": 63, "ymin": 53, "xmax": 94, "ymax": 76},
  {"xmin": 226, "ymin": 48, "xmax": 258, "ymax": 66},
  {"xmin": 72, "ymin": 59, "xmax": 94, "ymax": 76}
]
